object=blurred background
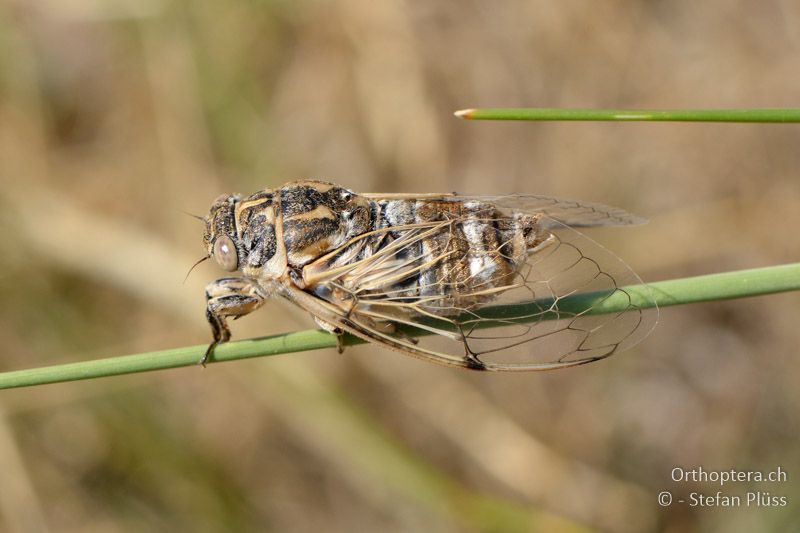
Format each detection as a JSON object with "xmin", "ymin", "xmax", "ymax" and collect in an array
[{"xmin": 1, "ymin": 1, "xmax": 799, "ymax": 531}]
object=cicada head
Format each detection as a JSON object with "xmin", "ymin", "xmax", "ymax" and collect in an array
[{"xmin": 203, "ymin": 193, "xmax": 244, "ymax": 272}]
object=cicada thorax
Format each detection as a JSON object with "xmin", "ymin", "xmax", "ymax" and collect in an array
[
  {"xmin": 279, "ymin": 181, "xmax": 372, "ymax": 267},
  {"xmin": 232, "ymin": 181, "xmax": 372, "ymax": 280}
]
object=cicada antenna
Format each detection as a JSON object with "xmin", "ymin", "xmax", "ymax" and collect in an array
[
  {"xmin": 183, "ymin": 256, "xmax": 209, "ymax": 284},
  {"xmin": 181, "ymin": 210, "xmax": 206, "ymax": 222}
]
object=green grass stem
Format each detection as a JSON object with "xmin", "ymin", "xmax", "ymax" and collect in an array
[{"xmin": 454, "ymin": 108, "xmax": 800, "ymax": 123}]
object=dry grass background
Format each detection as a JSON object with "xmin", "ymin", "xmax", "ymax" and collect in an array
[{"xmin": 1, "ymin": 1, "xmax": 799, "ymax": 531}]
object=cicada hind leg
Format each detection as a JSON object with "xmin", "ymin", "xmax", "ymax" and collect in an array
[
  {"xmin": 202, "ymin": 277, "xmax": 267, "ymax": 366},
  {"xmin": 313, "ymin": 317, "xmax": 347, "ymax": 353}
]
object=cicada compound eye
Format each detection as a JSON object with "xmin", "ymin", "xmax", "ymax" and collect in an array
[{"xmin": 213, "ymin": 235, "xmax": 239, "ymax": 271}]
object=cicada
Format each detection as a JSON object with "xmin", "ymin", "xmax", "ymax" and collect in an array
[{"xmin": 200, "ymin": 180, "xmax": 656, "ymax": 371}]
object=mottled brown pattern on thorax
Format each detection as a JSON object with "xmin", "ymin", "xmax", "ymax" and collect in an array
[{"xmin": 280, "ymin": 182, "xmax": 372, "ymax": 268}]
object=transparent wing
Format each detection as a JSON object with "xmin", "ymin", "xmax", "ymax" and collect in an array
[
  {"xmin": 361, "ymin": 193, "xmax": 645, "ymax": 227},
  {"xmin": 289, "ymin": 211, "xmax": 657, "ymax": 372},
  {"xmin": 465, "ymin": 195, "xmax": 646, "ymax": 227}
]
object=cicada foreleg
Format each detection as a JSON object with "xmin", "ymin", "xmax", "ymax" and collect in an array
[{"xmin": 202, "ymin": 277, "xmax": 267, "ymax": 366}]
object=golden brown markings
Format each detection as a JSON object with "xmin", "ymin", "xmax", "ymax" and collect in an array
[
  {"xmin": 279, "ymin": 184, "xmax": 375, "ymax": 270},
  {"xmin": 237, "ymin": 197, "xmax": 272, "ymax": 213},
  {"xmin": 288, "ymin": 232, "xmax": 337, "ymax": 265},
  {"xmin": 235, "ymin": 197, "xmax": 274, "ymax": 228},
  {"xmin": 266, "ymin": 204, "xmax": 288, "ymax": 278},
  {"xmin": 279, "ymin": 182, "xmax": 349, "ymax": 266},
  {"xmin": 236, "ymin": 190, "xmax": 288, "ymax": 279},
  {"xmin": 283, "ymin": 203, "xmax": 335, "ymax": 222}
]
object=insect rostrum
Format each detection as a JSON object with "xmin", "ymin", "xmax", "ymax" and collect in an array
[{"xmin": 201, "ymin": 180, "xmax": 656, "ymax": 371}]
